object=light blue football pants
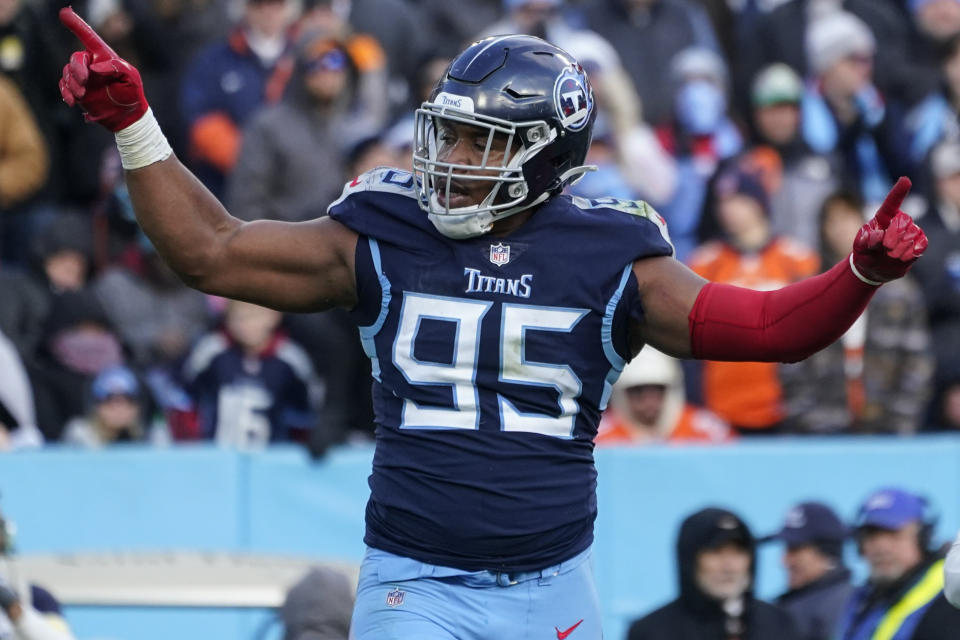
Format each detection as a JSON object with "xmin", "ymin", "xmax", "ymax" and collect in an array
[{"xmin": 349, "ymin": 545, "xmax": 602, "ymax": 639}]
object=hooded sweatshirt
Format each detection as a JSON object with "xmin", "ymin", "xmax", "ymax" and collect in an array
[{"xmin": 628, "ymin": 508, "xmax": 801, "ymax": 640}]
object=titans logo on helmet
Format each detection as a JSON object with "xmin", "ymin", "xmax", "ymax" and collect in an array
[{"xmin": 553, "ymin": 68, "xmax": 593, "ymax": 132}]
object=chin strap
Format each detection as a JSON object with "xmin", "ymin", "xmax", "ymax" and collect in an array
[
  {"xmin": 557, "ymin": 164, "xmax": 597, "ymax": 188},
  {"xmin": 428, "ymin": 210, "xmax": 495, "ymax": 239}
]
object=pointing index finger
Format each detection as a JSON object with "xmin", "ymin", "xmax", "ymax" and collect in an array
[
  {"xmin": 59, "ymin": 7, "xmax": 117, "ymax": 59},
  {"xmin": 874, "ymin": 177, "xmax": 912, "ymax": 230}
]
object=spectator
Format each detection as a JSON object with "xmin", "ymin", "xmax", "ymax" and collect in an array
[
  {"xmin": 627, "ymin": 507, "xmax": 800, "ymax": 640},
  {"xmin": 837, "ymin": 487, "xmax": 960, "ymax": 639},
  {"xmin": 0, "ymin": 213, "xmax": 95, "ymax": 363},
  {"xmin": 747, "ymin": 1, "xmax": 913, "ymax": 113},
  {"xmin": 596, "ymin": 346, "xmax": 731, "ymax": 445},
  {"xmin": 0, "ymin": 329, "xmax": 42, "ymax": 451},
  {"xmin": 0, "ymin": 0, "xmax": 65, "ymax": 204},
  {"xmin": 764, "ymin": 502, "xmax": 854, "ymax": 640},
  {"xmin": 744, "ymin": 63, "xmax": 837, "ymax": 250},
  {"xmin": 227, "ymin": 31, "xmax": 387, "ymax": 223},
  {"xmin": 688, "ymin": 168, "xmax": 818, "ymax": 434},
  {"xmin": 910, "ymin": 140, "xmax": 960, "ymax": 394},
  {"xmin": 906, "ymin": 33, "xmax": 960, "ymax": 167},
  {"xmin": 180, "ymin": 0, "xmax": 300, "ymax": 197},
  {"xmin": 92, "ymin": 239, "xmax": 210, "ymax": 371},
  {"xmin": 0, "ymin": 503, "xmax": 76, "ymax": 640},
  {"xmin": 280, "ymin": 566, "xmax": 353, "ymax": 640},
  {"xmin": 902, "ymin": 0, "xmax": 960, "ymax": 108},
  {"xmin": 780, "ymin": 189, "xmax": 933, "ymax": 434},
  {"xmin": 657, "ymin": 46, "xmax": 744, "ymax": 260},
  {"xmin": 930, "ymin": 376, "xmax": 960, "ymax": 431},
  {"xmin": 180, "ymin": 300, "xmax": 320, "ymax": 448},
  {"xmin": 30, "ymin": 213, "xmax": 93, "ymax": 298},
  {"xmin": 297, "ymin": 0, "xmax": 425, "ymax": 113},
  {"xmin": 582, "ymin": 0, "xmax": 721, "ymax": 126},
  {"xmin": 0, "ymin": 75, "xmax": 47, "ymax": 266},
  {"xmin": 28, "ymin": 288, "xmax": 126, "ymax": 441},
  {"xmin": 801, "ymin": 11, "xmax": 912, "ymax": 205},
  {"xmin": 62, "ymin": 365, "xmax": 161, "ymax": 448}
]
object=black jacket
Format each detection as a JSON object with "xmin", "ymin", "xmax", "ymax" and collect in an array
[{"xmin": 628, "ymin": 508, "xmax": 801, "ymax": 640}]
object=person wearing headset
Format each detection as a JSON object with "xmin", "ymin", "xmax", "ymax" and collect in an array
[{"xmin": 836, "ymin": 487, "xmax": 960, "ymax": 640}]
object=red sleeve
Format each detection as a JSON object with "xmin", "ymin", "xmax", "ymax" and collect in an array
[{"xmin": 688, "ymin": 258, "xmax": 878, "ymax": 363}]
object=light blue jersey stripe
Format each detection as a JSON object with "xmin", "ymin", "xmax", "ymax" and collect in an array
[
  {"xmin": 359, "ymin": 238, "xmax": 392, "ymax": 381},
  {"xmin": 599, "ymin": 264, "xmax": 632, "ymax": 410}
]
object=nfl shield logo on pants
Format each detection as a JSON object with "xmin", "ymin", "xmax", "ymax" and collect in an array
[
  {"xmin": 386, "ymin": 588, "xmax": 405, "ymax": 607},
  {"xmin": 489, "ymin": 243, "xmax": 510, "ymax": 266}
]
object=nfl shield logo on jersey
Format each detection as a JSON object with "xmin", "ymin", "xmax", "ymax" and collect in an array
[
  {"xmin": 386, "ymin": 587, "xmax": 406, "ymax": 607},
  {"xmin": 489, "ymin": 243, "xmax": 510, "ymax": 266}
]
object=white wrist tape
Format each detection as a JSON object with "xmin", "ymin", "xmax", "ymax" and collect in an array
[
  {"xmin": 114, "ymin": 108, "xmax": 172, "ymax": 170},
  {"xmin": 848, "ymin": 253, "xmax": 883, "ymax": 286}
]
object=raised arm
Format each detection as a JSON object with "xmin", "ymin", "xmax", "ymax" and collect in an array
[
  {"xmin": 58, "ymin": 8, "xmax": 357, "ymax": 312},
  {"xmin": 632, "ymin": 178, "xmax": 927, "ymax": 362}
]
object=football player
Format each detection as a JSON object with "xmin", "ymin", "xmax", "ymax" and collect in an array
[{"xmin": 58, "ymin": 11, "xmax": 927, "ymax": 638}]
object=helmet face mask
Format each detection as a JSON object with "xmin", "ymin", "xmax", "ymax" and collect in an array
[
  {"xmin": 413, "ymin": 103, "xmax": 555, "ymax": 237},
  {"xmin": 412, "ymin": 35, "xmax": 596, "ymax": 239}
]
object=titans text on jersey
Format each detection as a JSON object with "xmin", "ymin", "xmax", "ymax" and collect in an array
[
  {"xmin": 463, "ymin": 268, "xmax": 533, "ymax": 298},
  {"xmin": 328, "ymin": 167, "xmax": 673, "ymax": 572}
]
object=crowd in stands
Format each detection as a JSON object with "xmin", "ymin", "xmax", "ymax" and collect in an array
[{"xmin": 2, "ymin": 0, "xmax": 960, "ymax": 452}]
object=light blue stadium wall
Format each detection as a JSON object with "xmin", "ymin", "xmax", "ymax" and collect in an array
[{"xmin": 1, "ymin": 437, "xmax": 958, "ymax": 640}]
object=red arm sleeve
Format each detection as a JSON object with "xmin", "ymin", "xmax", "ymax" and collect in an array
[{"xmin": 688, "ymin": 258, "xmax": 878, "ymax": 363}]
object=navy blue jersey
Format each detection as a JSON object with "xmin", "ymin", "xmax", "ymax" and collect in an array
[{"xmin": 328, "ymin": 168, "xmax": 673, "ymax": 572}]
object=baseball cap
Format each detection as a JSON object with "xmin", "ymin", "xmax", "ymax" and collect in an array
[
  {"xmin": 855, "ymin": 488, "xmax": 928, "ymax": 531},
  {"xmin": 91, "ymin": 366, "xmax": 139, "ymax": 401},
  {"xmin": 752, "ymin": 63, "xmax": 803, "ymax": 107},
  {"xmin": 713, "ymin": 167, "xmax": 770, "ymax": 215},
  {"xmin": 765, "ymin": 502, "xmax": 847, "ymax": 556}
]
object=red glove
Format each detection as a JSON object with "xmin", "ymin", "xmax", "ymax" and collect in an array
[
  {"xmin": 58, "ymin": 7, "xmax": 148, "ymax": 132},
  {"xmin": 851, "ymin": 177, "xmax": 928, "ymax": 284}
]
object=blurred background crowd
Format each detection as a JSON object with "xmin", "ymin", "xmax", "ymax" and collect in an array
[{"xmin": 2, "ymin": 0, "xmax": 960, "ymax": 456}]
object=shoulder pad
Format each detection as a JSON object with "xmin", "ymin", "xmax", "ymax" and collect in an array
[
  {"xmin": 571, "ymin": 196, "xmax": 673, "ymax": 247},
  {"xmin": 329, "ymin": 167, "xmax": 418, "ymax": 212}
]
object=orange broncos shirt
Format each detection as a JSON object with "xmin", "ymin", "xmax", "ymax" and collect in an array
[
  {"xmin": 688, "ymin": 238, "xmax": 819, "ymax": 429},
  {"xmin": 595, "ymin": 405, "xmax": 733, "ymax": 445}
]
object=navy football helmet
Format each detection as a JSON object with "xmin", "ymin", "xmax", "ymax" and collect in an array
[{"xmin": 413, "ymin": 35, "xmax": 597, "ymax": 238}]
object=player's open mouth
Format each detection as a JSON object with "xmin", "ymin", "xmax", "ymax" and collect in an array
[{"xmin": 437, "ymin": 181, "xmax": 474, "ymax": 209}]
